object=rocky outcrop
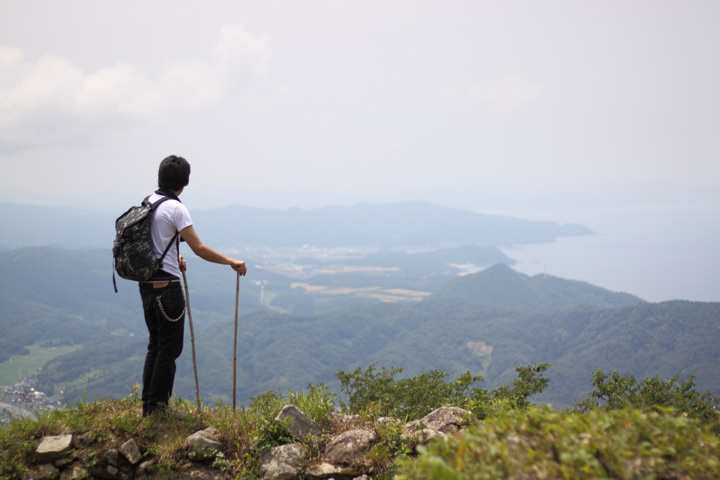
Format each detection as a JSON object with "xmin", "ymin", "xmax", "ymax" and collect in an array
[
  {"xmin": 135, "ymin": 459, "xmax": 225, "ymax": 480},
  {"xmin": 184, "ymin": 427, "xmax": 223, "ymax": 461},
  {"xmin": 305, "ymin": 461, "xmax": 360, "ymax": 479},
  {"xmin": 274, "ymin": 404, "xmax": 322, "ymax": 438},
  {"xmin": 24, "ymin": 464, "xmax": 59, "ymax": 480},
  {"xmin": 119, "ymin": 439, "xmax": 143, "ymax": 466},
  {"xmin": 325, "ymin": 429, "xmax": 377, "ymax": 465},
  {"xmin": 258, "ymin": 443, "xmax": 309, "ymax": 480},
  {"xmin": 413, "ymin": 406, "xmax": 472, "ymax": 433},
  {"xmin": 87, "ymin": 447, "xmax": 134, "ymax": 480},
  {"xmin": 29, "ymin": 429, "xmax": 227, "ymax": 480},
  {"xmin": 36, "ymin": 434, "xmax": 73, "ymax": 464},
  {"xmin": 28, "ymin": 404, "xmax": 469, "ymax": 480}
]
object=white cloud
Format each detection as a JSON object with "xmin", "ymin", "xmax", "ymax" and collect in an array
[
  {"xmin": 214, "ymin": 24, "xmax": 272, "ymax": 76},
  {"xmin": 78, "ymin": 63, "xmax": 152, "ymax": 114},
  {"xmin": 0, "ymin": 49, "xmax": 82, "ymax": 113},
  {"xmin": 0, "ymin": 25, "xmax": 271, "ymax": 148}
]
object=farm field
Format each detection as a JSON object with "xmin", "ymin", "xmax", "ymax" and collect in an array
[{"xmin": 0, "ymin": 345, "xmax": 81, "ymax": 388}]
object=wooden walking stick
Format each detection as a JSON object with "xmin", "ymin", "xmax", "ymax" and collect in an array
[
  {"xmin": 182, "ymin": 269, "xmax": 202, "ymax": 413},
  {"xmin": 233, "ymin": 271, "xmax": 240, "ymax": 411}
]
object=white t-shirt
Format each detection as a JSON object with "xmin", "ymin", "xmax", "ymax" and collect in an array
[{"xmin": 148, "ymin": 193, "xmax": 193, "ymax": 278}]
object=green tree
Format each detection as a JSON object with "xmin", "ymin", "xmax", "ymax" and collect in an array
[
  {"xmin": 576, "ymin": 369, "xmax": 720, "ymax": 432},
  {"xmin": 491, "ymin": 363, "xmax": 551, "ymax": 409},
  {"xmin": 336, "ymin": 364, "xmax": 487, "ymax": 420}
]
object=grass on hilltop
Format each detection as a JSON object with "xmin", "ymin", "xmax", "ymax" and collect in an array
[{"xmin": 1, "ymin": 365, "xmax": 719, "ymax": 479}]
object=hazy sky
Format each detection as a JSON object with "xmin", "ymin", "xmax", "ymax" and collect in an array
[
  {"xmin": 1, "ymin": 1, "xmax": 719, "ymax": 302},
  {"xmin": 1, "ymin": 0, "xmax": 718, "ymax": 210}
]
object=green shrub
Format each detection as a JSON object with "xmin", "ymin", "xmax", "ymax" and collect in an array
[
  {"xmin": 369, "ymin": 418, "xmax": 417, "ymax": 480},
  {"xmin": 247, "ymin": 390, "xmax": 285, "ymax": 419},
  {"xmin": 336, "ymin": 363, "xmax": 551, "ymax": 421},
  {"xmin": 576, "ymin": 369, "xmax": 720, "ymax": 433},
  {"xmin": 397, "ymin": 406, "xmax": 720, "ymax": 479},
  {"xmin": 286, "ymin": 382, "xmax": 336, "ymax": 426},
  {"xmin": 336, "ymin": 364, "xmax": 403, "ymax": 416},
  {"xmin": 490, "ymin": 363, "xmax": 551, "ymax": 409},
  {"xmin": 337, "ymin": 364, "xmax": 487, "ymax": 420}
]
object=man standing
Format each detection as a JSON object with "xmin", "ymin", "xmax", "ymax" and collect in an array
[{"xmin": 139, "ymin": 155, "xmax": 247, "ymax": 416}]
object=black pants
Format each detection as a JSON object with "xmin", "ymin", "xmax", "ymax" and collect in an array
[{"xmin": 139, "ymin": 276, "xmax": 185, "ymax": 416}]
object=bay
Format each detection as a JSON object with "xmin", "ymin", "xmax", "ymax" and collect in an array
[{"xmin": 500, "ymin": 202, "xmax": 720, "ymax": 302}]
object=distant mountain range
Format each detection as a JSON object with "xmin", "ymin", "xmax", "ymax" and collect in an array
[
  {"xmin": 0, "ymin": 201, "xmax": 592, "ymax": 250},
  {"xmin": 193, "ymin": 201, "xmax": 592, "ymax": 248}
]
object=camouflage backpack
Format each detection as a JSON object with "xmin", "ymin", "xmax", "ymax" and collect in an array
[{"xmin": 112, "ymin": 195, "xmax": 179, "ymax": 291}]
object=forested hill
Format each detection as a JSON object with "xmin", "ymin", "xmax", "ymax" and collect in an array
[
  {"xmin": 0, "ymin": 201, "xmax": 591, "ymax": 250},
  {"xmin": 1, "ymin": 244, "xmax": 717, "ymax": 411},
  {"xmin": 34, "ymin": 296, "xmax": 720, "ymax": 409},
  {"xmin": 0, "ymin": 247, "xmax": 264, "ymax": 364},
  {"xmin": 432, "ymin": 263, "xmax": 644, "ymax": 311}
]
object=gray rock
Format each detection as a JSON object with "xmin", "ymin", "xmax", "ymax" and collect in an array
[
  {"xmin": 23, "ymin": 464, "xmax": 59, "ymax": 480},
  {"xmin": 184, "ymin": 427, "xmax": 223, "ymax": 461},
  {"xmin": 59, "ymin": 464, "xmax": 87, "ymax": 480},
  {"xmin": 119, "ymin": 439, "xmax": 143, "ymax": 465},
  {"xmin": 53, "ymin": 458, "xmax": 70, "ymax": 469},
  {"xmin": 36, "ymin": 434, "xmax": 73, "ymax": 464},
  {"xmin": 201, "ymin": 426, "xmax": 221, "ymax": 438},
  {"xmin": 325, "ymin": 429, "xmax": 377, "ymax": 465},
  {"xmin": 274, "ymin": 404, "xmax": 321, "ymax": 438},
  {"xmin": 376, "ymin": 416, "xmax": 401, "ymax": 425},
  {"xmin": 86, "ymin": 448, "xmax": 133, "ymax": 480},
  {"xmin": 72, "ymin": 432, "xmax": 95, "ymax": 449},
  {"xmin": 136, "ymin": 458, "xmax": 226, "ymax": 480},
  {"xmin": 406, "ymin": 428, "xmax": 446, "ymax": 445},
  {"xmin": 331, "ymin": 413, "xmax": 363, "ymax": 424},
  {"xmin": 258, "ymin": 443, "xmax": 308, "ymax": 480},
  {"xmin": 175, "ymin": 464, "xmax": 227, "ymax": 479},
  {"xmin": 134, "ymin": 459, "xmax": 157, "ymax": 480},
  {"xmin": 414, "ymin": 406, "xmax": 473, "ymax": 433},
  {"xmin": 305, "ymin": 461, "xmax": 359, "ymax": 478}
]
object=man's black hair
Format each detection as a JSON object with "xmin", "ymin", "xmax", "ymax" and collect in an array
[{"xmin": 158, "ymin": 155, "xmax": 191, "ymax": 191}]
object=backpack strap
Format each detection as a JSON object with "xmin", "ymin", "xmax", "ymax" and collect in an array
[
  {"xmin": 150, "ymin": 192, "xmax": 182, "ymax": 271},
  {"xmin": 113, "ymin": 259, "xmax": 118, "ymax": 293},
  {"xmin": 157, "ymin": 230, "xmax": 180, "ymax": 269},
  {"xmin": 148, "ymin": 195, "xmax": 175, "ymax": 209}
]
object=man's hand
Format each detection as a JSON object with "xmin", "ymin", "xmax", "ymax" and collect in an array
[
  {"xmin": 231, "ymin": 260, "xmax": 247, "ymax": 276},
  {"xmin": 179, "ymin": 255, "xmax": 187, "ymax": 272}
]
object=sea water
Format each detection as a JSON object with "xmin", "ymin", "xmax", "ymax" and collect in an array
[{"xmin": 500, "ymin": 202, "xmax": 720, "ymax": 303}]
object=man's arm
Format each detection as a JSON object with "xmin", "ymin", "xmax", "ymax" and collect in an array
[{"xmin": 179, "ymin": 225, "xmax": 247, "ymax": 275}]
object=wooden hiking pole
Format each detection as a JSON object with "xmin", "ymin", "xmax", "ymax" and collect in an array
[
  {"xmin": 182, "ymin": 269, "xmax": 202, "ymax": 412},
  {"xmin": 233, "ymin": 271, "xmax": 240, "ymax": 411}
]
